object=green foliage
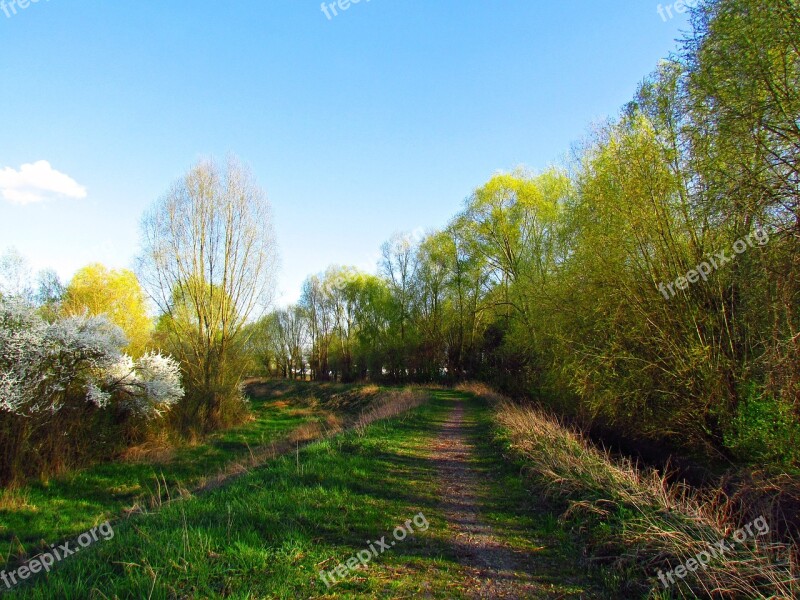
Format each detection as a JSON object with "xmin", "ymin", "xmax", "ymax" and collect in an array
[
  {"xmin": 62, "ymin": 264, "xmax": 153, "ymax": 358},
  {"xmin": 725, "ymin": 386, "xmax": 800, "ymax": 467},
  {"xmin": 242, "ymin": 0, "xmax": 799, "ymax": 470},
  {"xmin": 155, "ymin": 278, "xmax": 249, "ymax": 433}
]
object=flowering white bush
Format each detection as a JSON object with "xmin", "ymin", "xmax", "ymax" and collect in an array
[
  {"xmin": 105, "ymin": 352, "xmax": 184, "ymax": 417},
  {"xmin": 0, "ymin": 296, "xmax": 47, "ymax": 413},
  {"xmin": 0, "ymin": 296, "xmax": 183, "ymax": 418},
  {"xmin": 0, "ymin": 370, "xmax": 21, "ymax": 414},
  {"xmin": 134, "ymin": 353, "xmax": 184, "ymax": 409}
]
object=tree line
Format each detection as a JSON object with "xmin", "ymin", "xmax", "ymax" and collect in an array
[{"xmin": 255, "ymin": 0, "xmax": 799, "ymax": 465}]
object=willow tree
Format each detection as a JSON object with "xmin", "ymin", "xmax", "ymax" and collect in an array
[
  {"xmin": 138, "ymin": 156, "xmax": 277, "ymax": 431},
  {"xmin": 460, "ymin": 169, "xmax": 569, "ymax": 392},
  {"xmin": 267, "ymin": 305, "xmax": 307, "ymax": 379},
  {"xmin": 685, "ymin": 0, "xmax": 800, "ymax": 444},
  {"xmin": 300, "ymin": 274, "xmax": 335, "ymax": 381},
  {"xmin": 380, "ymin": 233, "xmax": 419, "ymax": 379},
  {"xmin": 411, "ymin": 232, "xmax": 450, "ymax": 379},
  {"xmin": 62, "ymin": 263, "xmax": 152, "ymax": 357}
]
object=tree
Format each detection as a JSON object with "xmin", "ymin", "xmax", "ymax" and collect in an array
[
  {"xmin": 137, "ymin": 156, "xmax": 278, "ymax": 431},
  {"xmin": 0, "ymin": 247, "xmax": 33, "ymax": 301},
  {"xmin": 348, "ymin": 272, "xmax": 392, "ymax": 380},
  {"xmin": 300, "ymin": 273, "xmax": 335, "ymax": 381},
  {"xmin": 0, "ymin": 249, "xmax": 65, "ymax": 320},
  {"xmin": 459, "ymin": 169, "xmax": 569, "ymax": 392},
  {"xmin": 411, "ymin": 233, "xmax": 449, "ymax": 379},
  {"xmin": 440, "ymin": 221, "xmax": 491, "ymax": 378},
  {"xmin": 380, "ymin": 233, "xmax": 419, "ymax": 378},
  {"xmin": 62, "ymin": 264, "xmax": 153, "ymax": 357},
  {"xmin": 684, "ymin": 0, "xmax": 800, "ymax": 426},
  {"xmin": 262, "ymin": 305, "xmax": 307, "ymax": 379},
  {"xmin": 295, "ymin": 268, "xmax": 393, "ymax": 382},
  {"xmin": 35, "ymin": 268, "xmax": 65, "ymax": 321}
]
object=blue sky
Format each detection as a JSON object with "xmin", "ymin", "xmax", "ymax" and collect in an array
[{"xmin": 0, "ymin": 0, "xmax": 690, "ymax": 305}]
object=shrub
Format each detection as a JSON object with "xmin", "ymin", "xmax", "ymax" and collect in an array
[
  {"xmin": 725, "ymin": 385, "xmax": 800, "ymax": 468},
  {"xmin": 0, "ymin": 296, "xmax": 183, "ymax": 484}
]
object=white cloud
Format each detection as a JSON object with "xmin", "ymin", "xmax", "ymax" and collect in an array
[{"xmin": 0, "ymin": 160, "xmax": 87, "ymax": 205}]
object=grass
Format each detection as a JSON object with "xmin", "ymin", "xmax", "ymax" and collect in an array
[
  {"xmin": 4, "ymin": 388, "xmax": 600, "ymax": 598},
  {"xmin": 490, "ymin": 395, "xmax": 799, "ymax": 599},
  {"xmin": 0, "ymin": 380, "xmax": 383, "ymax": 569},
  {"xmin": 460, "ymin": 391, "xmax": 601, "ymax": 597}
]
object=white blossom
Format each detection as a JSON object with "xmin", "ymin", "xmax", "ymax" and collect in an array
[
  {"xmin": 0, "ymin": 296, "xmax": 184, "ymax": 419},
  {"xmin": 0, "ymin": 370, "xmax": 22, "ymax": 413},
  {"xmin": 105, "ymin": 355, "xmax": 137, "ymax": 389},
  {"xmin": 109, "ymin": 352, "xmax": 184, "ymax": 417},
  {"xmin": 0, "ymin": 297, "xmax": 46, "ymax": 413},
  {"xmin": 86, "ymin": 382, "xmax": 111, "ymax": 408}
]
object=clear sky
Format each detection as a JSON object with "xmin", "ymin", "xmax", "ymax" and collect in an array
[{"xmin": 0, "ymin": 0, "xmax": 691, "ymax": 306}]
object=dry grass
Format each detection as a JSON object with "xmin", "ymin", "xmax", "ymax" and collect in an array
[
  {"xmin": 358, "ymin": 384, "xmax": 381, "ymax": 396},
  {"xmin": 322, "ymin": 412, "xmax": 344, "ymax": 431},
  {"xmin": 0, "ymin": 488, "xmax": 35, "ymax": 511},
  {"xmin": 493, "ymin": 400, "xmax": 798, "ymax": 599},
  {"xmin": 455, "ymin": 381, "xmax": 509, "ymax": 403},
  {"xmin": 353, "ymin": 388, "xmax": 429, "ymax": 432},
  {"xmin": 119, "ymin": 431, "xmax": 178, "ymax": 464}
]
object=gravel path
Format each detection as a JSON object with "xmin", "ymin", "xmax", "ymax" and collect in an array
[{"xmin": 431, "ymin": 401, "xmax": 547, "ymax": 599}]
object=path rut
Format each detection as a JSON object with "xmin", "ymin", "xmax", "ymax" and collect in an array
[{"xmin": 431, "ymin": 401, "xmax": 549, "ymax": 599}]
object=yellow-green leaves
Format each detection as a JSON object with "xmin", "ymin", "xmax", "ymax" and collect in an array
[{"xmin": 62, "ymin": 264, "xmax": 153, "ymax": 358}]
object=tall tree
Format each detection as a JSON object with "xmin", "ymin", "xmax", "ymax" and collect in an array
[
  {"xmin": 138, "ymin": 156, "xmax": 278, "ymax": 431},
  {"xmin": 380, "ymin": 233, "xmax": 419, "ymax": 378}
]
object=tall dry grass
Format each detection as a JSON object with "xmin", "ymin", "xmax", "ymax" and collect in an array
[
  {"xmin": 493, "ymin": 400, "xmax": 798, "ymax": 598},
  {"xmin": 353, "ymin": 388, "xmax": 428, "ymax": 432},
  {"xmin": 455, "ymin": 381, "xmax": 509, "ymax": 403}
]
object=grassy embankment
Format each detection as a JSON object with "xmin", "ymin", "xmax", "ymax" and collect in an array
[{"xmin": 476, "ymin": 381, "xmax": 798, "ymax": 599}]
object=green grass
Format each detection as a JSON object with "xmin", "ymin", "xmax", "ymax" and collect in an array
[
  {"xmin": 0, "ymin": 381, "xmax": 356, "ymax": 567},
  {"xmin": 466, "ymin": 398, "xmax": 599, "ymax": 596},
  {"xmin": 4, "ymin": 389, "xmax": 600, "ymax": 599}
]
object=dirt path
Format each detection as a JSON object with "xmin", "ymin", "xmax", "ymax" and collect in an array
[{"xmin": 431, "ymin": 401, "xmax": 550, "ymax": 599}]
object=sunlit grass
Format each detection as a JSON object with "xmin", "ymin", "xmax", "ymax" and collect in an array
[
  {"xmin": 0, "ymin": 383, "xmax": 336, "ymax": 567},
  {"xmin": 6, "ymin": 390, "xmax": 599, "ymax": 599}
]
